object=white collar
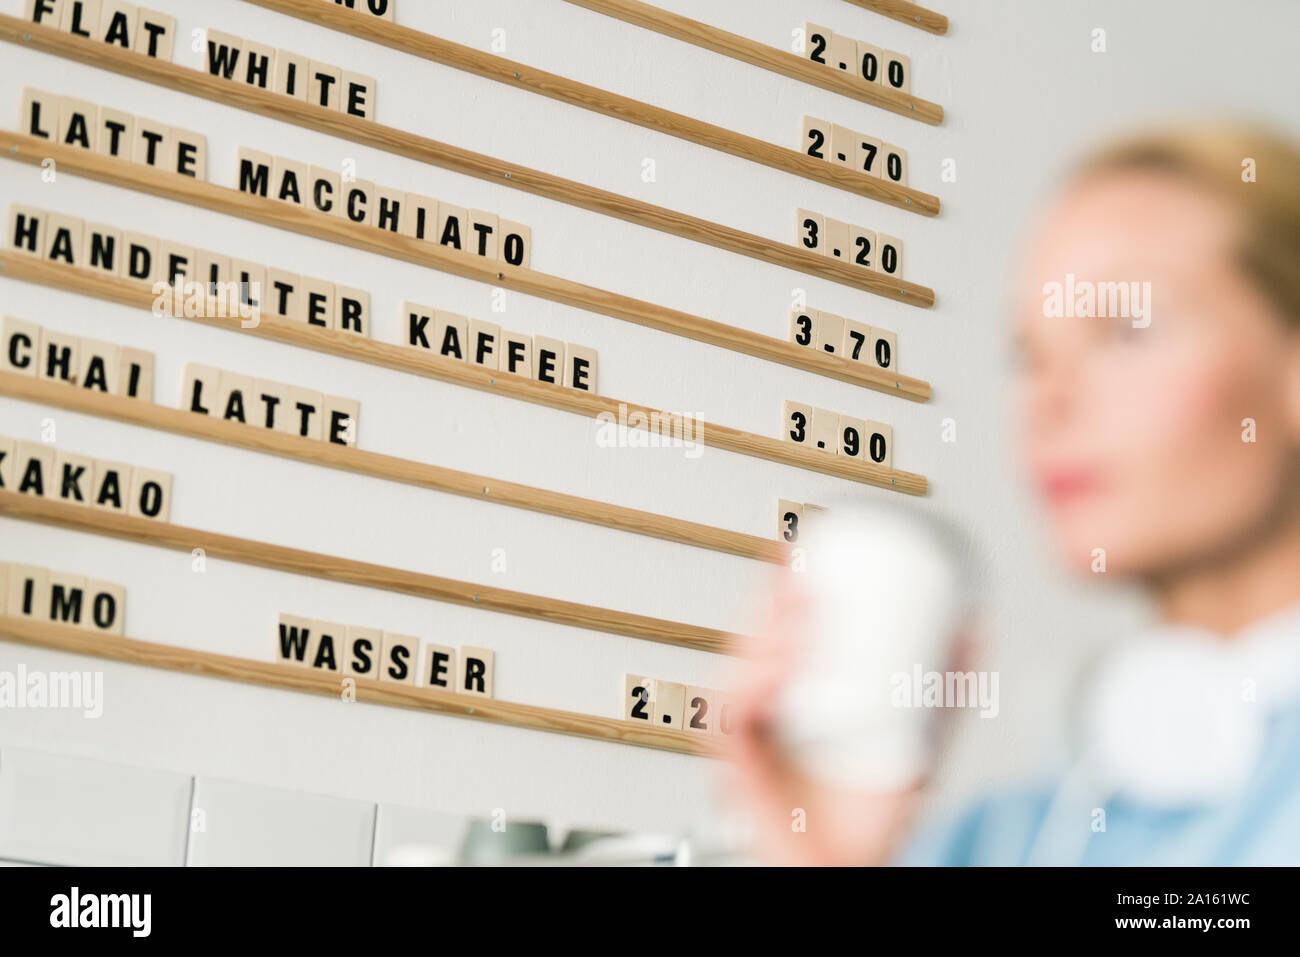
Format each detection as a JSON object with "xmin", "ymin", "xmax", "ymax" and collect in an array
[
  {"xmin": 1229, "ymin": 601, "xmax": 1300, "ymax": 708},
  {"xmin": 1071, "ymin": 601, "xmax": 1300, "ymax": 808}
]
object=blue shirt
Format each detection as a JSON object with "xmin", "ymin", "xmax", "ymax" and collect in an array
[{"xmin": 899, "ymin": 699, "xmax": 1300, "ymax": 866}]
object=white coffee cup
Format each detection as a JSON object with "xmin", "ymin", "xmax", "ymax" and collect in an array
[{"xmin": 774, "ymin": 502, "xmax": 974, "ymax": 790}]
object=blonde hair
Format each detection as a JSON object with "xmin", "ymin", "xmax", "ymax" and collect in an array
[{"xmin": 1076, "ymin": 122, "xmax": 1300, "ymax": 326}]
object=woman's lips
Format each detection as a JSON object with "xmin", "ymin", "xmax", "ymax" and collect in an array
[{"xmin": 1040, "ymin": 467, "xmax": 1100, "ymax": 503}]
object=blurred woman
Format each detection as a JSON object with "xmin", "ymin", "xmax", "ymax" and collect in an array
[{"xmin": 727, "ymin": 123, "xmax": 1300, "ymax": 866}]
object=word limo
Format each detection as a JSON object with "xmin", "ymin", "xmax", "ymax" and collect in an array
[{"xmin": 2, "ymin": 561, "xmax": 126, "ymax": 635}]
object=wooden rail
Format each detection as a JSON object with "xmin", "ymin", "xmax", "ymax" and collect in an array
[
  {"xmin": 0, "ymin": 254, "xmax": 929, "ymax": 494},
  {"xmin": 0, "ymin": 491, "xmax": 736, "ymax": 654},
  {"xmin": 0, "ymin": 15, "xmax": 938, "ymax": 229},
  {"xmin": 0, "ymin": 371, "xmax": 786, "ymax": 564},
  {"xmin": 2, "ymin": 129, "xmax": 933, "ymax": 350},
  {"xmin": 243, "ymin": 0, "xmax": 944, "ymax": 133},
  {"xmin": 841, "ymin": 0, "xmax": 950, "ymax": 36},
  {"xmin": 558, "ymin": 0, "xmax": 946, "ymax": 114},
  {"xmin": 0, "ymin": 136, "xmax": 935, "ymax": 401},
  {"xmin": 0, "ymin": 616, "xmax": 716, "ymax": 757}
]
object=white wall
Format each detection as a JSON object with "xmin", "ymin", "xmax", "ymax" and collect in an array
[{"xmin": 2, "ymin": 0, "xmax": 1298, "ymax": 845}]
